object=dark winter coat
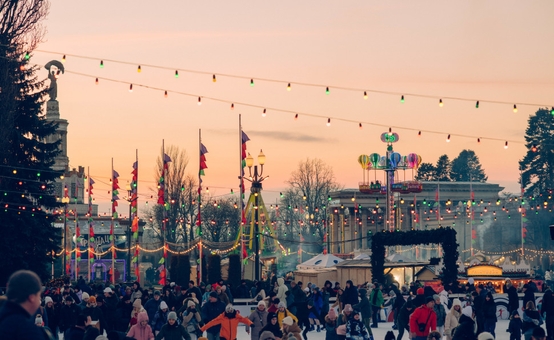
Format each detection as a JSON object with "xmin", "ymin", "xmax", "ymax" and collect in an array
[
  {"xmin": 0, "ymin": 300, "xmax": 50, "ymax": 340},
  {"xmin": 452, "ymin": 314, "xmax": 476, "ymax": 340},
  {"xmin": 154, "ymin": 322, "xmax": 191, "ymax": 340},
  {"xmin": 59, "ymin": 302, "xmax": 81, "ymax": 332},
  {"xmin": 201, "ymin": 299, "xmax": 226, "ymax": 334},
  {"xmin": 343, "ymin": 281, "xmax": 359, "ymax": 306},
  {"xmin": 522, "ymin": 309, "xmax": 541, "ymax": 334},
  {"xmin": 508, "ymin": 317, "xmax": 522, "ymax": 339},
  {"xmin": 523, "ymin": 290, "xmax": 535, "ymax": 309},
  {"xmin": 483, "ymin": 295, "xmax": 497, "ymax": 323},
  {"xmin": 45, "ymin": 304, "xmax": 60, "ymax": 332},
  {"xmin": 353, "ymin": 289, "xmax": 372, "ymax": 319},
  {"xmin": 434, "ymin": 302, "xmax": 447, "ymax": 327},
  {"xmin": 505, "ymin": 284, "xmax": 519, "ymax": 313},
  {"xmin": 82, "ymin": 305, "xmax": 107, "ymax": 334},
  {"xmin": 259, "ymin": 314, "xmax": 283, "ymax": 340},
  {"xmin": 325, "ymin": 315, "xmax": 339, "ymax": 340},
  {"xmin": 144, "ymin": 297, "xmax": 162, "ymax": 324},
  {"xmin": 397, "ymin": 302, "xmax": 414, "ymax": 330},
  {"xmin": 346, "ymin": 318, "xmax": 371, "ymax": 340}
]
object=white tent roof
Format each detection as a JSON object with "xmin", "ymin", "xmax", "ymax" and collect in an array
[
  {"xmin": 386, "ymin": 253, "xmax": 409, "ymax": 263},
  {"xmin": 296, "ymin": 253, "xmax": 344, "ymax": 270},
  {"xmin": 353, "ymin": 253, "xmax": 371, "ymax": 260}
]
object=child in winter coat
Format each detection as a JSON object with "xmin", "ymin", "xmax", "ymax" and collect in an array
[
  {"xmin": 353, "ymin": 289, "xmax": 371, "ymax": 331},
  {"xmin": 127, "ymin": 311, "xmax": 155, "ymax": 340},
  {"xmin": 346, "ymin": 311, "xmax": 372, "ymax": 340},
  {"xmin": 508, "ymin": 310, "xmax": 522, "ymax": 340},
  {"xmin": 325, "ymin": 309, "xmax": 339, "ymax": 340}
]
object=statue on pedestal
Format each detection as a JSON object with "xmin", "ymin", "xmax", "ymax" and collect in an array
[{"xmin": 45, "ymin": 60, "xmax": 65, "ymax": 101}]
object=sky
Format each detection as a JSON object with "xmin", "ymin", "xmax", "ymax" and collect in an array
[{"xmin": 30, "ymin": 1, "xmax": 554, "ymax": 217}]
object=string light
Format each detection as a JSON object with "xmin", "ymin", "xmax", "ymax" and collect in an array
[
  {"xmin": 262, "ymin": 108, "xmax": 266, "ymax": 117},
  {"xmin": 287, "ymin": 83, "xmax": 291, "ymax": 91},
  {"xmin": 212, "ymin": 74, "xmax": 216, "ymax": 82},
  {"xmin": 24, "ymin": 52, "xmax": 30, "ymax": 60},
  {"xmin": 198, "ymin": 97, "xmax": 202, "ymax": 105},
  {"xmin": 439, "ymin": 99, "xmax": 443, "ymax": 107},
  {"xmin": 230, "ymin": 103, "xmax": 234, "ymax": 110},
  {"xmin": 250, "ymin": 79, "xmax": 254, "ymax": 87},
  {"xmin": 446, "ymin": 134, "xmax": 451, "ymax": 142},
  {"xmin": 477, "ymin": 138, "xmax": 480, "ymax": 144},
  {"xmin": 531, "ymin": 144, "xmax": 537, "ymax": 152},
  {"xmin": 418, "ymin": 131, "xmax": 421, "ymax": 136},
  {"xmin": 137, "ymin": 65, "xmax": 141, "ymax": 73},
  {"xmin": 100, "ymin": 60, "xmax": 104, "ymax": 68},
  {"xmin": 513, "ymin": 104, "xmax": 518, "ymax": 113},
  {"xmin": 95, "ymin": 78, "xmax": 98, "ymax": 85},
  {"xmin": 505, "ymin": 141, "xmax": 509, "ymax": 149},
  {"xmin": 326, "ymin": 87, "xmax": 330, "ymax": 95},
  {"xmin": 294, "ymin": 114, "xmax": 298, "ymax": 120},
  {"xmin": 327, "ymin": 118, "xmax": 331, "ymax": 126},
  {"xmin": 61, "ymin": 55, "xmax": 66, "ymax": 63},
  {"xmin": 359, "ymin": 123, "xmax": 363, "ymax": 129},
  {"xmin": 164, "ymin": 90, "xmax": 168, "ymax": 98},
  {"xmin": 363, "ymin": 91, "xmax": 368, "ymax": 100},
  {"xmin": 551, "ymin": 107, "xmax": 554, "ymax": 115},
  {"xmin": 174, "ymin": 70, "xmax": 179, "ymax": 78},
  {"xmin": 476, "ymin": 101, "xmax": 479, "ymax": 108},
  {"xmin": 401, "ymin": 95, "xmax": 405, "ymax": 103},
  {"xmin": 129, "ymin": 84, "xmax": 133, "ymax": 92}
]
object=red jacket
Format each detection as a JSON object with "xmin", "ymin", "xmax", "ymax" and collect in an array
[{"xmin": 409, "ymin": 304, "xmax": 437, "ymax": 337}]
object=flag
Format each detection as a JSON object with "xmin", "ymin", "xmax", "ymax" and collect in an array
[
  {"xmin": 88, "ymin": 177, "xmax": 95, "ymax": 263},
  {"xmin": 158, "ymin": 154, "xmax": 171, "ymax": 205},
  {"xmin": 240, "ymin": 131, "xmax": 250, "ymax": 260},
  {"xmin": 199, "ymin": 143, "xmax": 208, "ymax": 179}
]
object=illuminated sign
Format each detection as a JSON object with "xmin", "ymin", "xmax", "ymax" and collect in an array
[{"xmin": 467, "ymin": 265, "xmax": 503, "ymax": 277}]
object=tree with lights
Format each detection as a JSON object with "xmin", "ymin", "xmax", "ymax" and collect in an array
[{"xmin": 0, "ymin": 0, "xmax": 61, "ymax": 285}]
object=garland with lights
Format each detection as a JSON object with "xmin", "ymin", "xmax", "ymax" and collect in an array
[{"xmin": 371, "ymin": 228, "xmax": 459, "ymax": 286}]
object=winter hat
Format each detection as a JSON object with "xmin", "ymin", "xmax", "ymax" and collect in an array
[
  {"xmin": 168, "ymin": 311, "xmax": 178, "ymax": 320},
  {"xmin": 160, "ymin": 301, "xmax": 168, "ymax": 310},
  {"xmin": 327, "ymin": 309, "xmax": 337, "ymax": 320},
  {"xmin": 188, "ymin": 300, "xmax": 196, "ymax": 307},
  {"xmin": 82, "ymin": 292, "xmax": 90, "ymax": 300},
  {"xmin": 384, "ymin": 331, "xmax": 396, "ymax": 340},
  {"xmin": 278, "ymin": 302, "xmax": 286, "ymax": 308},
  {"xmin": 511, "ymin": 310, "xmax": 519, "ymax": 317},
  {"xmin": 65, "ymin": 296, "xmax": 74, "ymax": 303},
  {"xmin": 282, "ymin": 316, "xmax": 294, "ymax": 326},
  {"xmin": 425, "ymin": 296, "xmax": 435, "ymax": 304},
  {"xmin": 170, "ymin": 282, "xmax": 176, "ymax": 287},
  {"xmin": 532, "ymin": 327, "xmax": 546, "ymax": 339},
  {"xmin": 388, "ymin": 290, "xmax": 396, "ymax": 297},
  {"xmin": 343, "ymin": 304, "xmax": 353, "ymax": 312},
  {"xmin": 209, "ymin": 291, "xmax": 218, "ymax": 298},
  {"xmin": 257, "ymin": 300, "xmax": 266, "ymax": 308},
  {"xmin": 416, "ymin": 288, "xmax": 424, "ymax": 295},
  {"xmin": 95, "ymin": 336, "xmax": 108, "ymax": 340},
  {"xmin": 103, "ymin": 287, "xmax": 113, "ymax": 293},
  {"xmin": 468, "ymin": 278, "xmax": 474, "ymax": 285},
  {"xmin": 452, "ymin": 298, "xmax": 462, "ymax": 309},
  {"xmin": 307, "ymin": 300, "xmax": 314, "ymax": 307},
  {"xmin": 88, "ymin": 296, "xmax": 96, "ymax": 304},
  {"xmin": 44, "ymin": 296, "xmax": 53, "ymax": 304},
  {"xmin": 133, "ymin": 299, "xmax": 142, "ymax": 308},
  {"xmin": 35, "ymin": 315, "xmax": 43, "ymax": 326},
  {"xmin": 96, "ymin": 295, "xmax": 104, "ymax": 303},
  {"xmin": 462, "ymin": 305, "xmax": 473, "ymax": 318},
  {"xmin": 303, "ymin": 287, "xmax": 310, "ymax": 292},
  {"xmin": 433, "ymin": 294, "xmax": 440, "ymax": 301},
  {"xmin": 477, "ymin": 332, "xmax": 495, "ymax": 340},
  {"xmin": 154, "ymin": 290, "xmax": 161, "ymax": 296},
  {"xmin": 225, "ymin": 304, "xmax": 235, "ymax": 313}
]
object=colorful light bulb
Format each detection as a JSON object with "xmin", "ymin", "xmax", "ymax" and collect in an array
[
  {"xmin": 359, "ymin": 123, "xmax": 363, "ymax": 129},
  {"xmin": 401, "ymin": 95, "xmax": 405, "ymax": 103},
  {"xmin": 326, "ymin": 87, "xmax": 330, "ymax": 95},
  {"xmin": 129, "ymin": 84, "xmax": 133, "ymax": 92},
  {"xmin": 327, "ymin": 118, "xmax": 331, "ymax": 126},
  {"xmin": 439, "ymin": 99, "xmax": 443, "ymax": 107},
  {"xmin": 476, "ymin": 101, "xmax": 479, "ymax": 108},
  {"xmin": 62, "ymin": 55, "xmax": 66, "ymax": 63},
  {"xmin": 231, "ymin": 103, "xmax": 234, "ymax": 110},
  {"xmin": 294, "ymin": 114, "xmax": 298, "ymax": 120},
  {"xmin": 100, "ymin": 60, "xmax": 104, "ymax": 68},
  {"xmin": 250, "ymin": 79, "xmax": 254, "ymax": 87},
  {"xmin": 287, "ymin": 83, "xmax": 291, "ymax": 91},
  {"xmin": 164, "ymin": 91, "xmax": 168, "ymax": 98},
  {"xmin": 505, "ymin": 141, "xmax": 509, "ymax": 149},
  {"xmin": 198, "ymin": 97, "xmax": 202, "ymax": 105},
  {"xmin": 363, "ymin": 91, "xmax": 368, "ymax": 100},
  {"xmin": 137, "ymin": 65, "xmax": 141, "ymax": 73},
  {"xmin": 175, "ymin": 70, "xmax": 179, "ymax": 78},
  {"xmin": 95, "ymin": 78, "xmax": 98, "ymax": 85},
  {"xmin": 446, "ymin": 134, "xmax": 451, "ymax": 142},
  {"xmin": 513, "ymin": 104, "xmax": 517, "ymax": 113},
  {"xmin": 262, "ymin": 109, "xmax": 266, "ymax": 117}
]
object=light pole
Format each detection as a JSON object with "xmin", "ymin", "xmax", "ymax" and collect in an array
[
  {"xmin": 244, "ymin": 150, "xmax": 268, "ymax": 281},
  {"xmin": 62, "ymin": 196, "xmax": 70, "ymax": 276},
  {"xmin": 125, "ymin": 183, "xmax": 136, "ymax": 282}
]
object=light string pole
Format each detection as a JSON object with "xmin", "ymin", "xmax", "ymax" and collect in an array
[
  {"xmin": 125, "ymin": 182, "xmax": 137, "ymax": 282},
  {"xmin": 243, "ymin": 150, "xmax": 268, "ymax": 281}
]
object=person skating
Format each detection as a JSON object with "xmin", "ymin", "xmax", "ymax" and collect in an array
[
  {"xmin": 200, "ymin": 304, "xmax": 253, "ymax": 340},
  {"xmin": 201, "ymin": 291, "xmax": 226, "ymax": 340},
  {"xmin": 508, "ymin": 310, "xmax": 523, "ymax": 340},
  {"xmin": 278, "ymin": 301, "xmax": 298, "ymax": 328},
  {"xmin": 444, "ymin": 299, "xmax": 462, "ymax": 340},
  {"xmin": 346, "ymin": 311, "xmax": 373, "ymax": 340},
  {"xmin": 452, "ymin": 306, "xmax": 476, "ymax": 340},
  {"xmin": 282, "ymin": 316, "xmax": 303, "ymax": 340},
  {"xmin": 433, "ymin": 294, "xmax": 447, "ymax": 338},
  {"xmin": 247, "ymin": 300, "xmax": 268, "ymax": 340},
  {"xmin": 353, "ymin": 288, "xmax": 371, "ymax": 331},
  {"xmin": 155, "ymin": 311, "xmax": 191, "ymax": 340},
  {"xmin": 259, "ymin": 312, "xmax": 284, "ymax": 340},
  {"xmin": 324, "ymin": 309, "xmax": 339, "ymax": 340},
  {"xmin": 127, "ymin": 311, "xmax": 155, "ymax": 340},
  {"xmin": 409, "ymin": 296, "xmax": 437, "ymax": 340},
  {"xmin": 397, "ymin": 300, "xmax": 414, "ymax": 340},
  {"xmin": 182, "ymin": 300, "xmax": 202, "ymax": 340},
  {"xmin": 483, "ymin": 292, "xmax": 497, "ymax": 338}
]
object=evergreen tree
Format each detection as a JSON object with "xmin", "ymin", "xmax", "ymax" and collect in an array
[
  {"xmin": 434, "ymin": 155, "xmax": 451, "ymax": 181},
  {"xmin": 208, "ymin": 254, "xmax": 222, "ymax": 284},
  {"xmin": 0, "ymin": 0, "xmax": 60, "ymax": 285},
  {"xmin": 520, "ymin": 108, "xmax": 554, "ymax": 195},
  {"xmin": 451, "ymin": 150, "xmax": 487, "ymax": 182},
  {"xmin": 415, "ymin": 163, "xmax": 436, "ymax": 181}
]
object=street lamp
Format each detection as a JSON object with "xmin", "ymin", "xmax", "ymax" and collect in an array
[
  {"xmin": 125, "ymin": 182, "xmax": 137, "ymax": 282},
  {"xmin": 61, "ymin": 196, "xmax": 70, "ymax": 276},
  {"xmin": 243, "ymin": 150, "xmax": 268, "ymax": 281}
]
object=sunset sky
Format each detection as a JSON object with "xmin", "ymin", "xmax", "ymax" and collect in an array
[{"xmin": 31, "ymin": 1, "xmax": 554, "ymax": 216}]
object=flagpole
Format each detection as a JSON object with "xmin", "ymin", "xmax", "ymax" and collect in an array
[
  {"xmin": 87, "ymin": 167, "xmax": 91, "ymax": 283},
  {"xmin": 162, "ymin": 140, "xmax": 167, "ymax": 286},
  {"xmin": 111, "ymin": 158, "xmax": 115, "ymax": 285},
  {"xmin": 198, "ymin": 129, "xmax": 203, "ymax": 285},
  {"xmin": 239, "ymin": 114, "xmax": 244, "ymax": 278},
  {"xmin": 134, "ymin": 149, "xmax": 139, "ymax": 281}
]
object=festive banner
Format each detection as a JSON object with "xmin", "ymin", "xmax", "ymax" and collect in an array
[{"xmin": 131, "ymin": 159, "xmax": 139, "ymax": 281}]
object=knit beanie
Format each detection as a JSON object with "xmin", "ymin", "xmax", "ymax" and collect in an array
[
  {"xmin": 462, "ymin": 305, "xmax": 473, "ymax": 318},
  {"xmin": 282, "ymin": 316, "xmax": 294, "ymax": 326},
  {"xmin": 328, "ymin": 308, "xmax": 337, "ymax": 320},
  {"xmin": 160, "ymin": 301, "xmax": 168, "ymax": 310},
  {"xmin": 168, "ymin": 311, "xmax": 178, "ymax": 320}
]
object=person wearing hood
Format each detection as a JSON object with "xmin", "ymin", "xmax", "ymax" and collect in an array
[
  {"xmin": 130, "ymin": 298, "xmax": 147, "ymax": 327},
  {"xmin": 369, "ymin": 283, "xmax": 384, "ymax": 328},
  {"xmin": 277, "ymin": 301, "xmax": 298, "ymax": 328},
  {"xmin": 541, "ymin": 285, "xmax": 554, "ymax": 340},
  {"xmin": 508, "ymin": 310, "xmax": 522, "ymax": 340},
  {"xmin": 409, "ymin": 296, "xmax": 437, "ymax": 340},
  {"xmin": 247, "ymin": 300, "xmax": 268, "ymax": 340},
  {"xmin": 103, "ymin": 287, "xmax": 119, "ymax": 332},
  {"xmin": 343, "ymin": 281, "xmax": 359, "ymax": 307},
  {"xmin": 412, "ymin": 288, "xmax": 426, "ymax": 308},
  {"xmin": 127, "ymin": 311, "xmax": 155, "ymax": 340},
  {"xmin": 200, "ymin": 304, "xmax": 253, "ymax": 340},
  {"xmin": 346, "ymin": 311, "xmax": 372, "ymax": 340},
  {"xmin": 392, "ymin": 289, "xmax": 407, "ymax": 330},
  {"xmin": 433, "ymin": 294, "xmax": 447, "ymax": 338},
  {"xmin": 145, "ymin": 290, "xmax": 162, "ymax": 326},
  {"xmin": 277, "ymin": 278, "xmax": 289, "ymax": 307},
  {"xmin": 523, "ymin": 285, "xmax": 536, "ymax": 311},
  {"xmin": 353, "ymin": 288, "xmax": 371, "ymax": 331},
  {"xmin": 282, "ymin": 316, "xmax": 303, "ymax": 340},
  {"xmin": 452, "ymin": 306, "xmax": 476, "ymax": 340},
  {"xmin": 116, "ymin": 293, "xmax": 134, "ymax": 331},
  {"xmin": 153, "ymin": 300, "xmax": 170, "ymax": 334},
  {"xmin": 259, "ymin": 312, "xmax": 284, "ymax": 340},
  {"xmin": 397, "ymin": 300, "xmax": 414, "ymax": 340},
  {"xmin": 260, "ymin": 330, "xmax": 277, "ymax": 340},
  {"xmin": 155, "ymin": 311, "xmax": 190, "ymax": 340},
  {"xmin": 132, "ymin": 281, "xmax": 144, "ymax": 303},
  {"xmin": 445, "ymin": 299, "xmax": 462, "ymax": 340},
  {"xmin": 483, "ymin": 292, "xmax": 497, "ymax": 338}
]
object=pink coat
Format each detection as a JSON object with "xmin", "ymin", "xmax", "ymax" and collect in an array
[{"xmin": 127, "ymin": 312, "xmax": 154, "ymax": 340}]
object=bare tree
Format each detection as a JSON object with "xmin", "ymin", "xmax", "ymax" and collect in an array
[
  {"xmin": 0, "ymin": 0, "xmax": 49, "ymax": 48},
  {"xmin": 285, "ymin": 158, "xmax": 342, "ymax": 251}
]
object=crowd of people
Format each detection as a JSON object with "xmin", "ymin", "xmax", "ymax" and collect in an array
[{"xmin": 0, "ymin": 271, "xmax": 553, "ymax": 340}]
